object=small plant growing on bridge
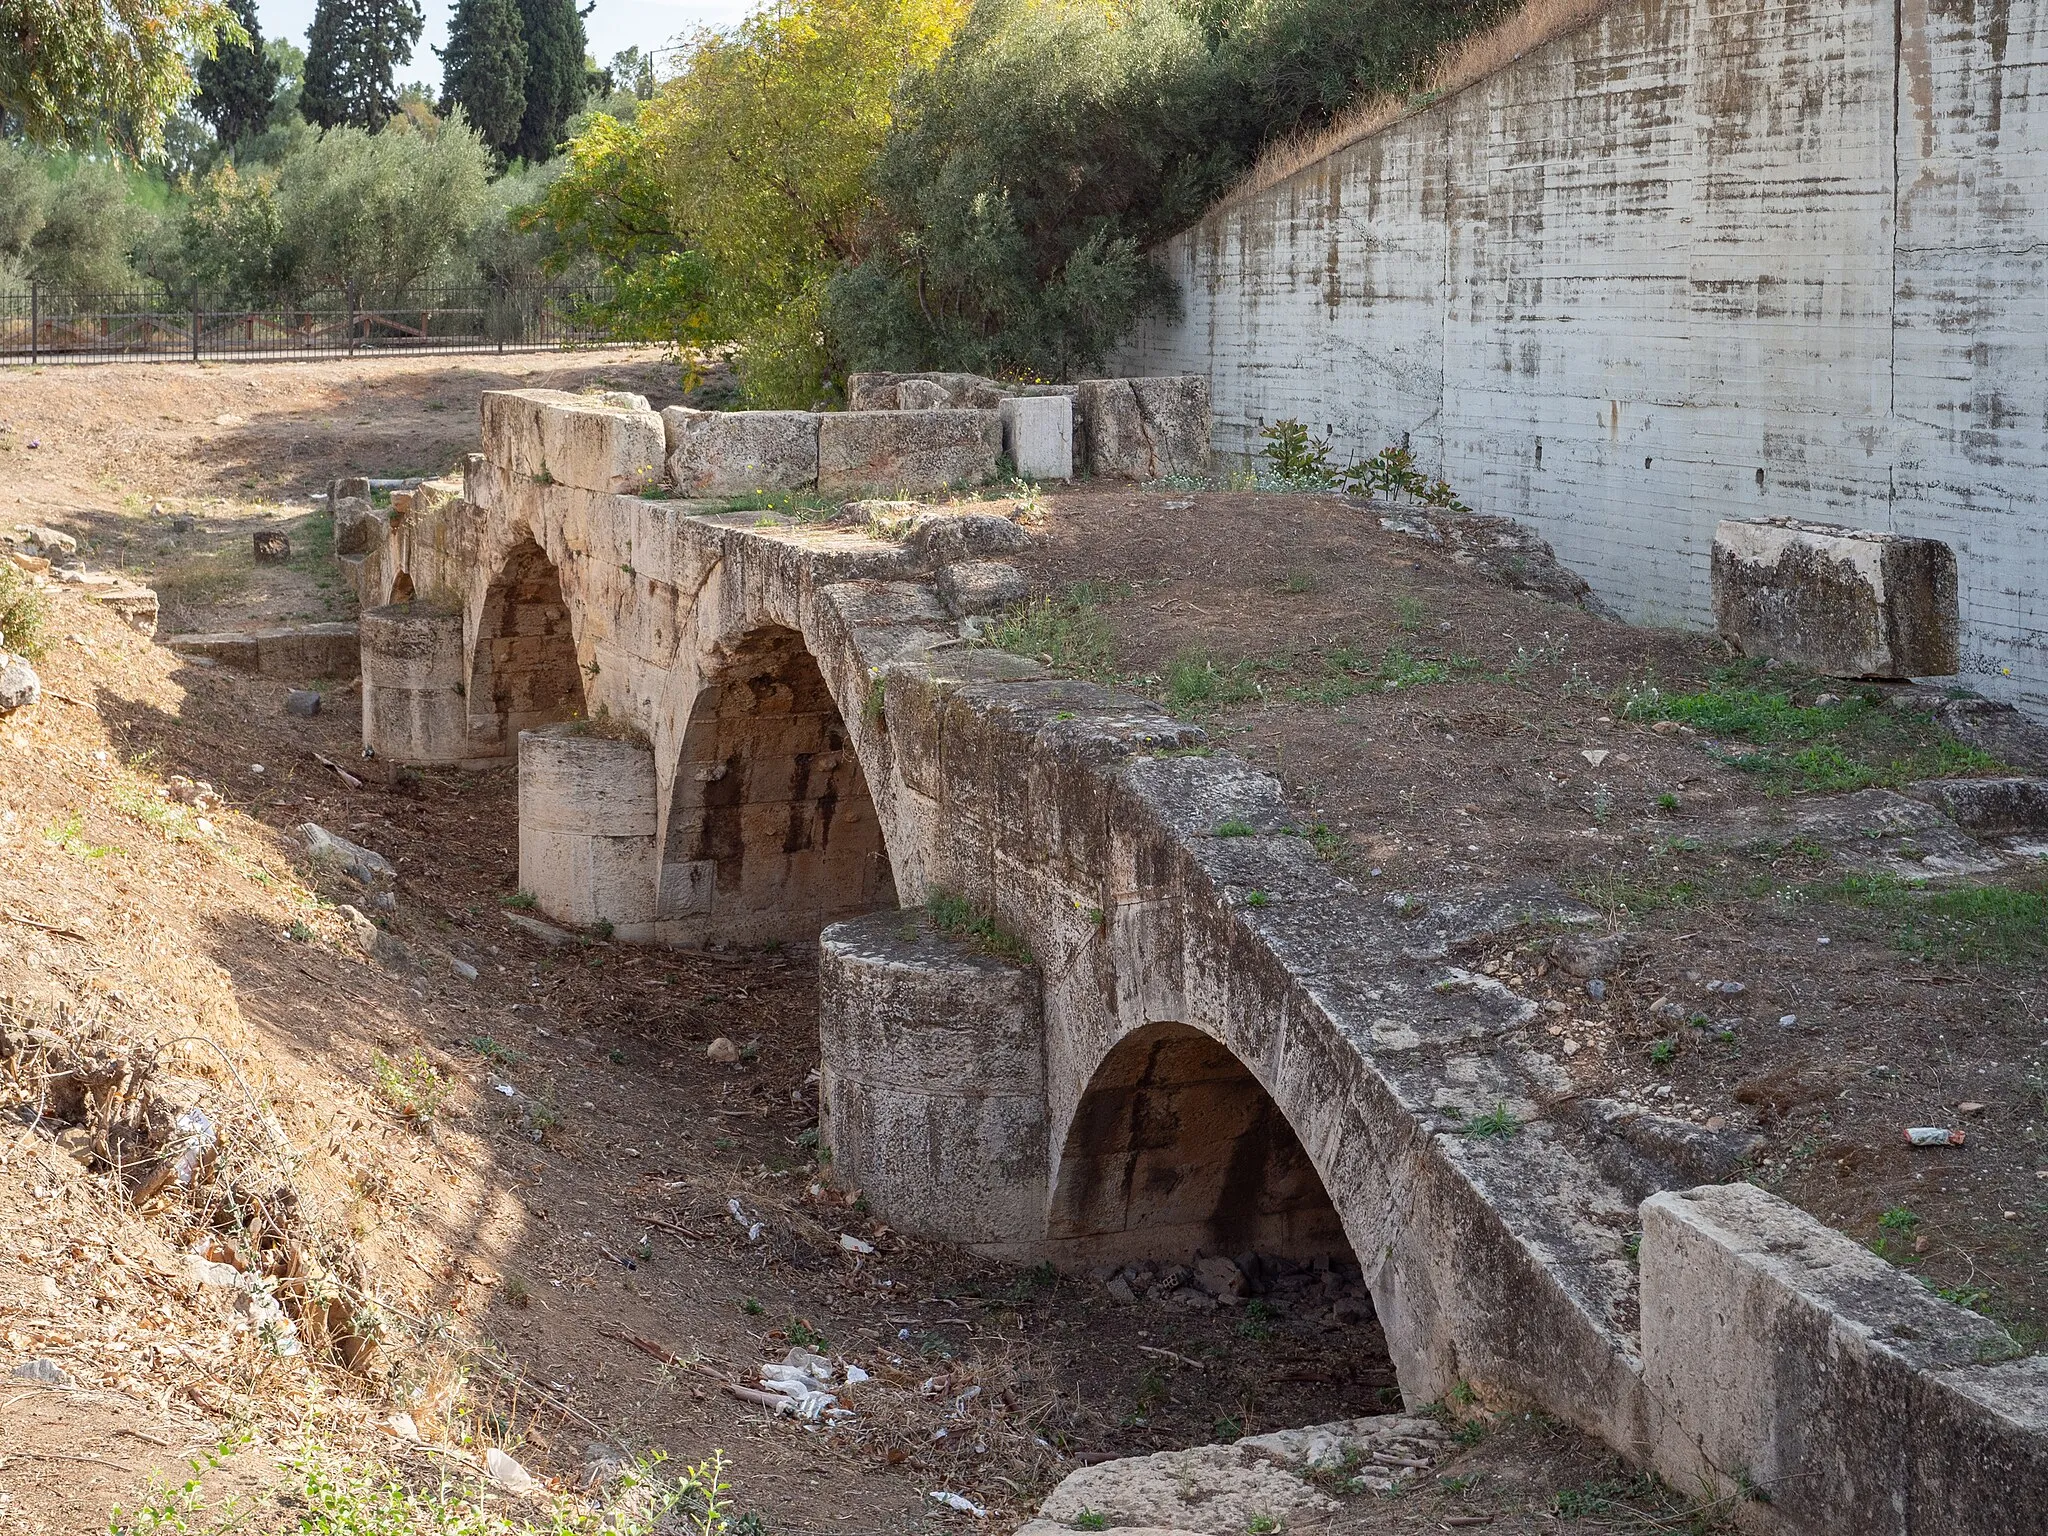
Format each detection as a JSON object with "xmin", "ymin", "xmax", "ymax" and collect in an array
[
  {"xmin": 1463, "ymin": 1103, "xmax": 1520, "ymax": 1139},
  {"xmin": 925, "ymin": 889, "xmax": 1032, "ymax": 965},
  {"xmin": 1213, "ymin": 819, "xmax": 1256, "ymax": 838},
  {"xmin": 1072, "ymin": 1513, "xmax": 1110, "ymax": 1532}
]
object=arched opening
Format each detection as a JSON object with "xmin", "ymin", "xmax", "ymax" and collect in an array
[
  {"xmin": 388, "ymin": 571, "xmax": 416, "ymax": 603},
  {"xmin": 468, "ymin": 539, "xmax": 585, "ymax": 758},
  {"xmin": 661, "ymin": 625, "xmax": 894, "ymax": 945},
  {"xmin": 1049, "ymin": 1022, "xmax": 1353, "ymax": 1267}
]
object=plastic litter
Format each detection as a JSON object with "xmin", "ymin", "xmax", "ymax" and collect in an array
[
  {"xmin": 839, "ymin": 1233, "xmax": 875, "ymax": 1255},
  {"xmin": 171, "ymin": 1107, "xmax": 216, "ymax": 1188},
  {"xmin": 485, "ymin": 1448, "xmax": 540, "ymax": 1494},
  {"xmin": 387, "ymin": 1413, "xmax": 421, "ymax": 1442},
  {"xmin": 927, "ymin": 1491, "xmax": 987, "ymax": 1518},
  {"xmin": 1906, "ymin": 1127, "xmax": 1965, "ymax": 1147}
]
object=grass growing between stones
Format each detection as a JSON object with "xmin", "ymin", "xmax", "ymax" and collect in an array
[
  {"xmin": 925, "ymin": 889, "xmax": 1034, "ymax": 965},
  {"xmin": 988, "ymin": 583, "xmax": 1121, "ymax": 679},
  {"xmin": 1620, "ymin": 668, "xmax": 1998, "ymax": 795},
  {"xmin": 1550, "ymin": 1470, "xmax": 1743, "ymax": 1531}
]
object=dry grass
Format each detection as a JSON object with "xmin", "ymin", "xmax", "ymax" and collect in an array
[{"xmin": 1229, "ymin": 0, "xmax": 1618, "ymax": 205}]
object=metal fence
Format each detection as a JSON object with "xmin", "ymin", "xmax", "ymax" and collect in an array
[{"xmin": 0, "ymin": 284, "xmax": 618, "ymax": 363}]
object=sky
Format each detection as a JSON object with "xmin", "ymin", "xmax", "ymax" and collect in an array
[{"xmin": 254, "ymin": 0, "xmax": 755, "ymax": 89}]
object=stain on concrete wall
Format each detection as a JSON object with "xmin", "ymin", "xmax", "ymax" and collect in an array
[{"xmin": 1117, "ymin": 0, "xmax": 2047, "ymax": 711}]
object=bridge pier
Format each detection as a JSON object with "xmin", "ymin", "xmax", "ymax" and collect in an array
[
  {"xmin": 360, "ymin": 603, "xmax": 469, "ymax": 765},
  {"xmin": 516, "ymin": 722, "xmax": 668, "ymax": 938},
  {"xmin": 818, "ymin": 911, "xmax": 1048, "ymax": 1247}
]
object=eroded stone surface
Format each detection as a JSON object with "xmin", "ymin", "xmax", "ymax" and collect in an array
[
  {"xmin": 816, "ymin": 409, "xmax": 1002, "ymax": 494},
  {"xmin": 1713, "ymin": 518, "xmax": 1959, "ymax": 679},
  {"xmin": 661, "ymin": 407, "xmax": 819, "ymax": 495}
]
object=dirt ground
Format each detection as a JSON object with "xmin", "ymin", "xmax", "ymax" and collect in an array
[
  {"xmin": 0, "ymin": 349, "xmax": 689, "ymax": 634},
  {"xmin": 1006, "ymin": 485, "xmax": 2048, "ymax": 1353}
]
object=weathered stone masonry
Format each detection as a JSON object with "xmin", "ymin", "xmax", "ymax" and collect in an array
[
  {"xmin": 1116, "ymin": 0, "xmax": 2048, "ymax": 716},
  {"xmin": 344, "ymin": 391, "xmax": 2045, "ymax": 1535}
]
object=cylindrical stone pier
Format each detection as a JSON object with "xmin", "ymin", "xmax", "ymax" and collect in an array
[
  {"xmin": 516, "ymin": 722, "xmax": 660, "ymax": 934},
  {"xmin": 361, "ymin": 603, "xmax": 467, "ymax": 765},
  {"xmin": 818, "ymin": 910, "xmax": 1048, "ymax": 1246}
]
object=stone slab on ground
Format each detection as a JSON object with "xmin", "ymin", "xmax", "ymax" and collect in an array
[
  {"xmin": 662, "ymin": 408, "xmax": 819, "ymax": 495},
  {"xmin": 1712, "ymin": 518, "xmax": 1960, "ymax": 679},
  {"xmin": 816, "ymin": 409, "xmax": 1002, "ymax": 495},
  {"xmin": 1017, "ymin": 1414, "xmax": 1447, "ymax": 1535},
  {"xmin": 1077, "ymin": 376, "xmax": 1211, "ymax": 479},
  {"xmin": 166, "ymin": 622, "xmax": 361, "ymax": 679}
]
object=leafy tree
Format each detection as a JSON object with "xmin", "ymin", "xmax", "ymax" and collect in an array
[
  {"xmin": 176, "ymin": 159, "xmax": 285, "ymax": 297},
  {"xmin": 441, "ymin": 0, "xmax": 528, "ymax": 157},
  {"xmin": 196, "ymin": 0, "xmax": 282, "ymax": 149},
  {"xmin": 510, "ymin": 0, "xmax": 588, "ymax": 163},
  {"xmin": 26, "ymin": 164, "xmax": 151, "ymax": 291},
  {"xmin": 0, "ymin": 0, "xmax": 242, "ymax": 154},
  {"xmin": 637, "ymin": 0, "xmax": 964, "ymax": 403},
  {"xmin": 271, "ymin": 114, "xmax": 492, "ymax": 300},
  {"xmin": 833, "ymin": 0, "xmax": 1512, "ymax": 376},
  {"xmin": 517, "ymin": 110, "xmax": 713, "ymax": 346},
  {"xmin": 301, "ymin": 0, "xmax": 426, "ymax": 131}
]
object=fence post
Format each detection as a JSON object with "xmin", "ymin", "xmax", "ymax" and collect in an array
[
  {"xmin": 28, "ymin": 282, "xmax": 37, "ymax": 366},
  {"xmin": 191, "ymin": 293, "xmax": 202, "ymax": 362},
  {"xmin": 346, "ymin": 291, "xmax": 357, "ymax": 357}
]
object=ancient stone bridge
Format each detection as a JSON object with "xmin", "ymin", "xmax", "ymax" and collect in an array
[{"xmin": 336, "ymin": 390, "xmax": 2043, "ymax": 1536}]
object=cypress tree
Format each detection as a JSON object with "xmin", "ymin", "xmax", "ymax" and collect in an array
[
  {"xmin": 195, "ymin": 0, "xmax": 282, "ymax": 148},
  {"xmin": 301, "ymin": 0, "xmax": 426, "ymax": 131},
  {"xmin": 510, "ymin": 0, "xmax": 587, "ymax": 163},
  {"xmin": 441, "ymin": 0, "xmax": 528, "ymax": 157}
]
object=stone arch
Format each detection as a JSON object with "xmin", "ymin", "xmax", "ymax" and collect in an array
[
  {"xmin": 388, "ymin": 571, "xmax": 416, "ymax": 603},
  {"xmin": 659, "ymin": 622, "xmax": 895, "ymax": 946},
  {"xmin": 1047, "ymin": 1021, "xmax": 1353, "ymax": 1269},
  {"xmin": 468, "ymin": 537, "xmax": 585, "ymax": 758}
]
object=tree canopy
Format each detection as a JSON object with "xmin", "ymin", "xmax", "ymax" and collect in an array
[
  {"xmin": 301, "ymin": 0, "xmax": 426, "ymax": 131},
  {"xmin": 196, "ymin": 0, "xmax": 283, "ymax": 149},
  {"xmin": 509, "ymin": 0, "xmax": 587, "ymax": 164},
  {"xmin": 633, "ymin": 0, "xmax": 965, "ymax": 403},
  {"xmin": 0, "ymin": 0, "xmax": 242, "ymax": 154},
  {"xmin": 441, "ymin": 0, "xmax": 528, "ymax": 157}
]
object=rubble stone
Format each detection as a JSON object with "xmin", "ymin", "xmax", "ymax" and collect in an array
[{"xmin": 0, "ymin": 654, "xmax": 40, "ymax": 714}]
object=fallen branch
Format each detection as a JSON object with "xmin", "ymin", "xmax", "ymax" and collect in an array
[
  {"xmin": 310, "ymin": 750, "xmax": 363, "ymax": 790},
  {"xmin": 1135, "ymin": 1344, "xmax": 1204, "ymax": 1371},
  {"xmin": 635, "ymin": 1212, "xmax": 713, "ymax": 1242},
  {"xmin": 0, "ymin": 909, "xmax": 92, "ymax": 942}
]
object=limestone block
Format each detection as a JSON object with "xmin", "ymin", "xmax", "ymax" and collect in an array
[
  {"xmin": 170, "ymin": 622, "xmax": 362, "ymax": 678},
  {"xmin": 846, "ymin": 371, "xmax": 1011, "ymax": 411},
  {"xmin": 87, "ymin": 583, "xmax": 158, "ymax": 635},
  {"xmin": 517, "ymin": 724, "xmax": 660, "ymax": 929},
  {"xmin": 897, "ymin": 379, "xmax": 950, "ymax": 410},
  {"xmin": 1909, "ymin": 1355, "xmax": 2048, "ymax": 1536},
  {"xmin": 816, "ymin": 409, "xmax": 1002, "ymax": 495},
  {"xmin": 999, "ymin": 394, "xmax": 1073, "ymax": 480},
  {"xmin": 332, "ymin": 497, "xmax": 386, "ymax": 558},
  {"xmin": 482, "ymin": 389, "xmax": 664, "ymax": 494},
  {"xmin": 936, "ymin": 560, "xmax": 1029, "ymax": 616},
  {"xmin": 1076, "ymin": 376, "xmax": 1211, "ymax": 479},
  {"xmin": 1639, "ymin": 1182, "xmax": 2017, "ymax": 1534},
  {"xmin": 1913, "ymin": 776, "xmax": 2048, "ymax": 833},
  {"xmin": 661, "ymin": 408, "xmax": 819, "ymax": 495},
  {"xmin": 818, "ymin": 910, "xmax": 1047, "ymax": 1244},
  {"xmin": 1712, "ymin": 518, "xmax": 1959, "ymax": 679},
  {"xmin": 361, "ymin": 604, "xmax": 468, "ymax": 765}
]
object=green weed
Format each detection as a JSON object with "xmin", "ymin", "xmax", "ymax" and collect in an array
[
  {"xmin": 43, "ymin": 809, "xmax": 110, "ymax": 859},
  {"xmin": 0, "ymin": 559, "xmax": 50, "ymax": 657},
  {"xmin": 373, "ymin": 1050, "xmax": 447, "ymax": 1128},
  {"xmin": 925, "ymin": 889, "xmax": 1033, "ymax": 964},
  {"xmin": 1464, "ymin": 1103, "xmax": 1520, "ymax": 1139},
  {"xmin": 1259, "ymin": 419, "xmax": 1337, "ymax": 485},
  {"xmin": 988, "ymin": 584, "xmax": 1121, "ymax": 678},
  {"xmin": 1164, "ymin": 648, "xmax": 1261, "ymax": 714},
  {"xmin": 1213, "ymin": 819, "xmax": 1256, "ymax": 838},
  {"xmin": 501, "ymin": 890, "xmax": 539, "ymax": 910},
  {"xmin": 1802, "ymin": 874, "xmax": 2048, "ymax": 968}
]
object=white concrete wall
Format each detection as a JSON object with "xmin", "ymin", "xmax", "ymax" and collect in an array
[{"xmin": 1118, "ymin": 0, "xmax": 2048, "ymax": 712}]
